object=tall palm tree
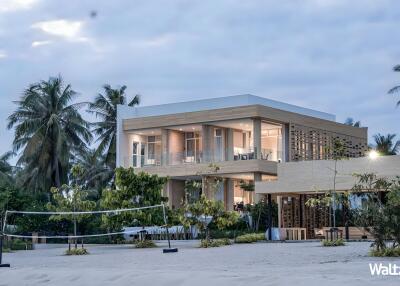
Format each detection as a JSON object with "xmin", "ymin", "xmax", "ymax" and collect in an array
[
  {"xmin": 373, "ymin": 133, "xmax": 399, "ymax": 155},
  {"xmin": 7, "ymin": 76, "xmax": 92, "ymax": 191},
  {"xmin": 388, "ymin": 64, "xmax": 400, "ymax": 106},
  {"xmin": 344, "ymin": 117, "xmax": 361, "ymax": 127},
  {"xmin": 88, "ymin": 85, "xmax": 140, "ymax": 169}
]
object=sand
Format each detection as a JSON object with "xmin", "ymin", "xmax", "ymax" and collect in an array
[{"xmin": 0, "ymin": 241, "xmax": 399, "ymax": 286}]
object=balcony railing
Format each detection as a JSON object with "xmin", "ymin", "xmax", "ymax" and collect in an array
[
  {"xmin": 122, "ymin": 148, "xmax": 283, "ymax": 168},
  {"xmin": 124, "ymin": 154, "xmax": 162, "ymax": 168}
]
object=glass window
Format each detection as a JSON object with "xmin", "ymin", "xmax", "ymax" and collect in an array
[
  {"xmin": 132, "ymin": 142, "xmax": 139, "ymax": 167},
  {"xmin": 214, "ymin": 128, "xmax": 223, "ymax": 161}
]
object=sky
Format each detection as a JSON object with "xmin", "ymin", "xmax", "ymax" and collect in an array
[{"xmin": 0, "ymin": 0, "xmax": 399, "ymax": 160}]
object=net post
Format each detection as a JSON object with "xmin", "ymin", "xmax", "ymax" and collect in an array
[
  {"xmin": 0, "ymin": 215, "xmax": 10, "ymax": 268},
  {"xmin": 162, "ymin": 203, "xmax": 178, "ymax": 253}
]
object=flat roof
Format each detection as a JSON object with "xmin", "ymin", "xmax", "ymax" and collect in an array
[{"xmin": 118, "ymin": 94, "xmax": 336, "ymax": 121}]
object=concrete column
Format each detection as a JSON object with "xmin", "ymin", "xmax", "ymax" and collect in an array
[
  {"xmin": 225, "ymin": 178, "xmax": 235, "ymax": 211},
  {"xmin": 202, "ymin": 125, "xmax": 213, "ymax": 162},
  {"xmin": 161, "ymin": 129, "xmax": 169, "ymax": 166},
  {"xmin": 253, "ymin": 118, "xmax": 262, "ymax": 159},
  {"xmin": 253, "ymin": 172, "xmax": 262, "ymax": 203},
  {"xmin": 226, "ymin": 128, "xmax": 234, "ymax": 161},
  {"xmin": 277, "ymin": 195, "xmax": 282, "ymax": 228},
  {"xmin": 163, "ymin": 180, "xmax": 173, "ymax": 208}
]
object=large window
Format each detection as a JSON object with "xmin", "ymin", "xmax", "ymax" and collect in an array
[
  {"xmin": 132, "ymin": 142, "xmax": 139, "ymax": 167},
  {"xmin": 214, "ymin": 128, "xmax": 223, "ymax": 161},
  {"xmin": 185, "ymin": 132, "xmax": 201, "ymax": 163}
]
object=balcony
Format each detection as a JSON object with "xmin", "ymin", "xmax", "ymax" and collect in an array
[{"xmin": 122, "ymin": 148, "xmax": 283, "ymax": 169}]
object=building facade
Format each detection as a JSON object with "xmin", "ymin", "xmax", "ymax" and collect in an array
[{"xmin": 116, "ymin": 94, "xmax": 368, "ymax": 211}]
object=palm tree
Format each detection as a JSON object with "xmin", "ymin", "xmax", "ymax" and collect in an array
[
  {"xmin": 388, "ymin": 64, "xmax": 400, "ymax": 106},
  {"xmin": 0, "ymin": 152, "xmax": 14, "ymax": 183},
  {"xmin": 373, "ymin": 133, "xmax": 399, "ymax": 155},
  {"xmin": 72, "ymin": 148, "xmax": 114, "ymax": 194},
  {"xmin": 7, "ymin": 76, "xmax": 92, "ymax": 191},
  {"xmin": 344, "ymin": 117, "xmax": 361, "ymax": 127},
  {"xmin": 88, "ymin": 85, "xmax": 140, "ymax": 169}
]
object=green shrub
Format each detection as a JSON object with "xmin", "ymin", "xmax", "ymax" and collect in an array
[
  {"xmin": 6, "ymin": 239, "xmax": 33, "ymax": 250},
  {"xmin": 370, "ymin": 247, "xmax": 400, "ymax": 257},
  {"xmin": 135, "ymin": 240, "xmax": 157, "ymax": 248},
  {"xmin": 235, "ymin": 233, "xmax": 265, "ymax": 243},
  {"xmin": 199, "ymin": 238, "xmax": 232, "ymax": 248},
  {"xmin": 65, "ymin": 248, "xmax": 89, "ymax": 255},
  {"xmin": 321, "ymin": 238, "xmax": 345, "ymax": 247}
]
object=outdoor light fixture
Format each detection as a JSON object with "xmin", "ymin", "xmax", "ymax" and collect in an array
[{"xmin": 368, "ymin": 150, "xmax": 379, "ymax": 160}]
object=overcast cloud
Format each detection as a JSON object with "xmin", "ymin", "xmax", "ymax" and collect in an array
[{"xmin": 0, "ymin": 0, "xmax": 399, "ymax": 159}]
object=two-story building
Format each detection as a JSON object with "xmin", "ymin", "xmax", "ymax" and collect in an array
[{"xmin": 116, "ymin": 94, "xmax": 368, "ymax": 213}]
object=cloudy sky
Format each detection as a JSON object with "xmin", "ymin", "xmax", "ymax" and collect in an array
[{"xmin": 0, "ymin": 0, "xmax": 399, "ymax": 158}]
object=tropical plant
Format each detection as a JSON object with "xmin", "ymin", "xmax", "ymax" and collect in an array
[
  {"xmin": 7, "ymin": 76, "xmax": 92, "ymax": 192},
  {"xmin": 47, "ymin": 165, "xmax": 96, "ymax": 250},
  {"xmin": 72, "ymin": 148, "xmax": 113, "ymax": 195},
  {"xmin": 179, "ymin": 195, "xmax": 239, "ymax": 244},
  {"xmin": 321, "ymin": 238, "xmax": 345, "ymax": 247},
  {"xmin": 183, "ymin": 180, "xmax": 202, "ymax": 204},
  {"xmin": 344, "ymin": 117, "xmax": 361, "ymax": 127},
  {"xmin": 352, "ymin": 173, "xmax": 400, "ymax": 253},
  {"xmin": 0, "ymin": 152, "xmax": 14, "ymax": 184},
  {"xmin": 388, "ymin": 64, "xmax": 400, "ymax": 106},
  {"xmin": 88, "ymin": 85, "xmax": 140, "ymax": 170},
  {"xmin": 100, "ymin": 168, "xmax": 168, "ymax": 231},
  {"xmin": 199, "ymin": 238, "xmax": 231, "ymax": 248},
  {"xmin": 373, "ymin": 133, "xmax": 399, "ymax": 155},
  {"xmin": 234, "ymin": 233, "xmax": 265, "ymax": 243},
  {"xmin": 245, "ymin": 199, "xmax": 278, "ymax": 232}
]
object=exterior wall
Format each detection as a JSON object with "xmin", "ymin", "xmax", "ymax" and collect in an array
[{"xmin": 255, "ymin": 155, "xmax": 400, "ymax": 195}]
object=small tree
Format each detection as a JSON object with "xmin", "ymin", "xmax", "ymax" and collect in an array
[
  {"xmin": 100, "ymin": 168, "xmax": 168, "ymax": 231},
  {"xmin": 183, "ymin": 180, "xmax": 202, "ymax": 204},
  {"xmin": 47, "ymin": 165, "xmax": 96, "ymax": 250},
  {"xmin": 179, "ymin": 195, "xmax": 239, "ymax": 243},
  {"xmin": 351, "ymin": 173, "xmax": 395, "ymax": 252}
]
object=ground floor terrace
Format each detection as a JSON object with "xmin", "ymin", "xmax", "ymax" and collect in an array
[{"xmin": 1, "ymin": 242, "xmax": 398, "ymax": 286}]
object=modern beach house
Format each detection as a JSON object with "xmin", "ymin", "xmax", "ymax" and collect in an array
[{"xmin": 116, "ymin": 94, "xmax": 368, "ymax": 224}]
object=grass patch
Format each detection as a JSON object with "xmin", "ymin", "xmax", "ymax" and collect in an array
[
  {"xmin": 65, "ymin": 248, "xmax": 89, "ymax": 255},
  {"xmin": 199, "ymin": 238, "xmax": 232, "ymax": 248},
  {"xmin": 234, "ymin": 233, "xmax": 265, "ymax": 243},
  {"xmin": 321, "ymin": 238, "xmax": 345, "ymax": 247},
  {"xmin": 370, "ymin": 247, "xmax": 400, "ymax": 257},
  {"xmin": 1, "ymin": 247, "xmax": 11, "ymax": 253},
  {"xmin": 135, "ymin": 240, "xmax": 157, "ymax": 248}
]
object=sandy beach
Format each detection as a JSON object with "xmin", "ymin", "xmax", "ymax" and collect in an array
[{"xmin": 0, "ymin": 241, "xmax": 399, "ymax": 286}]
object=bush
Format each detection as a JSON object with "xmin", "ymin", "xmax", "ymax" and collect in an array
[
  {"xmin": 65, "ymin": 248, "xmax": 89, "ymax": 255},
  {"xmin": 370, "ymin": 247, "xmax": 400, "ymax": 257},
  {"xmin": 199, "ymin": 238, "xmax": 232, "ymax": 248},
  {"xmin": 135, "ymin": 240, "xmax": 157, "ymax": 248},
  {"xmin": 6, "ymin": 239, "xmax": 33, "ymax": 250},
  {"xmin": 321, "ymin": 238, "xmax": 345, "ymax": 247},
  {"xmin": 234, "ymin": 233, "xmax": 265, "ymax": 243}
]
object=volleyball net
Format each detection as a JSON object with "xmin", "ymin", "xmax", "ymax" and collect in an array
[{"xmin": 1, "ymin": 204, "xmax": 169, "ymax": 241}]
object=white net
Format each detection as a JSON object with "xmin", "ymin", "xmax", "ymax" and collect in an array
[{"xmin": 2, "ymin": 204, "xmax": 167, "ymax": 240}]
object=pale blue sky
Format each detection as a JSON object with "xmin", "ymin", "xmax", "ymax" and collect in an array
[{"xmin": 0, "ymin": 0, "xmax": 399, "ymax": 159}]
